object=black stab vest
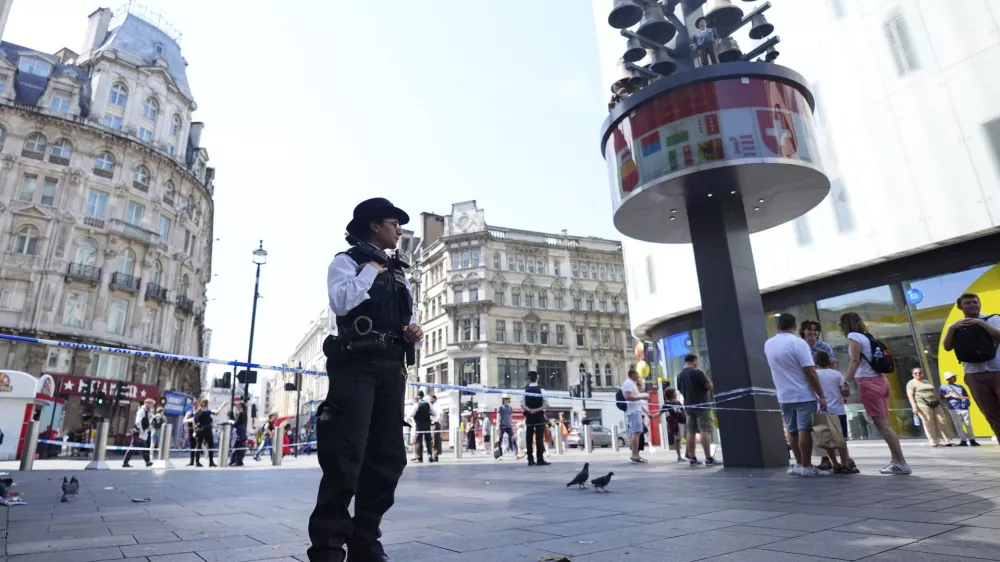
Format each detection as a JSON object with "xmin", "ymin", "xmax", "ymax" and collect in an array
[{"xmin": 335, "ymin": 247, "xmax": 412, "ymax": 337}]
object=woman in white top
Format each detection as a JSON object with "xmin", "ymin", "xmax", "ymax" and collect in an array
[{"xmin": 840, "ymin": 312, "xmax": 910, "ymax": 475}]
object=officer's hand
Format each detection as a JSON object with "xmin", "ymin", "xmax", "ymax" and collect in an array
[
  {"xmin": 403, "ymin": 323, "xmax": 423, "ymax": 342},
  {"xmin": 361, "ymin": 261, "xmax": 387, "ymax": 275}
]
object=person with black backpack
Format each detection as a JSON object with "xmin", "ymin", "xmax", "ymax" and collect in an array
[
  {"xmin": 840, "ymin": 312, "xmax": 910, "ymax": 475},
  {"xmin": 194, "ymin": 398, "xmax": 228, "ymax": 467},
  {"xmin": 943, "ymin": 292, "xmax": 1000, "ymax": 441}
]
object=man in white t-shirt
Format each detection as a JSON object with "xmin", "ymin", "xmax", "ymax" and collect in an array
[
  {"xmin": 764, "ymin": 313, "xmax": 828, "ymax": 477},
  {"xmin": 944, "ymin": 293, "xmax": 1000, "ymax": 441},
  {"xmin": 814, "ymin": 350, "xmax": 855, "ymax": 473},
  {"xmin": 620, "ymin": 369, "xmax": 649, "ymax": 463}
]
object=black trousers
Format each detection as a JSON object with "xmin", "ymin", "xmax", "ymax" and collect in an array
[
  {"xmin": 195, "ymin": 428, "xmax": 215, "ymax": 465},
  {"xmin": 525, "ymin": 417, "xmax": 546, "ymax": 462},
  {"xmin": 432, "ymin": 422, "xmax": 442, "ymax": 457},
  {"xmin": 414, "ymin": 423, "xmax": 433, "ymax": 460},
  {"xmin": 307, "ymin": 352, "xmax": 406, "ymax": 562},
  {"xmin": 123, "ymin": 435, "xmax": 149, "ymax": 465},
  {"xmin": 498, "ymin": 426, "xmax": 517, "ymax": 454}
]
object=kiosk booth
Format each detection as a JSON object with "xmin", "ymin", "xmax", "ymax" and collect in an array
[{"xmin": 0, "ymin": 370, "xmax": 59, "ymax": 461}]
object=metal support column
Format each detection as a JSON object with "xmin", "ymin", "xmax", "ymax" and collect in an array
[
  {"xmin": 612, "ymin": 425, "xmax": 621, "ymax": 453},
  {"xmin": 85, "ymin": 420, "xmax": 111, "ymax": 470},
  {"xmin": 18, "ymin": 421, "xmax": 39, "ymax": 471},
  {"xmin": 271, "ymin": 425, "xmax": 284, "ymax": 466},
  {"xmin": 218, "ymin": 421, "xmax": 232, "ymax": 468},
  {"xmin": 151, "ymin": 424, "xmax": 175, "ymax": 470}
]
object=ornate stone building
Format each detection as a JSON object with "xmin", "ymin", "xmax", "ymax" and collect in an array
[
  {"xmin": 0, "ymin": 5, "xmax": 214, "ymax": 442},
  {"xmin": 413, "ymin": 201, "xmax": 634, "ymax": 430}
]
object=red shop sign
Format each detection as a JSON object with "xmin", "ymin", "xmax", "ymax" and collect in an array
[{"xmin": 53, "ymin": 374, "xmax": 159, "ymax": 403}]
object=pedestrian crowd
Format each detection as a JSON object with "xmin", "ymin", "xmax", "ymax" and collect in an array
[{"xmin": 761, "ymin": 291, "xmax": 999, "ymax": 477}]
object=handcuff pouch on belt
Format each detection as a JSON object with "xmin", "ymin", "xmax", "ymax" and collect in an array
[{"xmin": 324, "ymin": 315, "xmax": 409, "ymax": 362}]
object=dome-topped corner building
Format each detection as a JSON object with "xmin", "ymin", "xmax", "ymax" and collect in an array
[
  {"xmin": 0, "ymin": 3, "xmax": 214, "ymax": 446},
  {"xmin": 593, "ymin": 0, "xmax": 1000, "ymax": 441}
]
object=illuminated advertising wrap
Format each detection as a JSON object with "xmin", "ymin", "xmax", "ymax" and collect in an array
[{"xmin": 604, "ymin": 77, "xmax": 827, "ymax": 243}]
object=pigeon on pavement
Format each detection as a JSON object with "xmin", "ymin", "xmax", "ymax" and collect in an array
[
  {"xmin": 590, "ymin": 471, "xmax": 614, "ymax": 492},
  {"xmin": 566, "ymin": 462, "xmax": 590, "ymax": 489},
  {"xmin": 61, "ymin": 476, "xmax": 79, "ymax": 503}
]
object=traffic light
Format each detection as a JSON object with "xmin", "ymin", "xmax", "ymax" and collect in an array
[
  {"xmin": 585, "ymin": 373, "xmax": 593, "ymax": 399},
  {"xmin": 95, "ymin": 389, "xmax": 105, "ymax": 406},
  {"xmin": 114, "ymin": 381, "xmax": 127, "ymax": 403},
  {"xmin": 251, "ymin": 403, "xmax": 258, "ymax": 419},
  {"xmin": 222, "ymin": 372, "xmax": 232, "ymax": 388},
  {"xmin": 237, "ymin": 370, "xmax": 258, "ymax": 384},
  {"xmin": 465, "ymin": 400, "xmax": 474, "ymax": 411}
]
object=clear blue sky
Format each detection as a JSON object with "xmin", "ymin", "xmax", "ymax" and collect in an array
[{"xmin": 6, "ymin": 1, "xmax": 618, "ymax": 390}]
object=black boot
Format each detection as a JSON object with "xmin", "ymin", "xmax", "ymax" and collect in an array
[
  {"xmin": 195, "ymin": 451, "xmax": 204, "ymax": 467},
  {"xmin": 208, "ymin": 452, "xmax": 216, "ymax": 467},
  {"xmin": 187, "ymin": 451, "xmax": 196, "ymax": 466}
]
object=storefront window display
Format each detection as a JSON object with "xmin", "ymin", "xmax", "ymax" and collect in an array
[{"xmin": 655, "ymin": 262, "xmax": 1000, "ymax": 443}]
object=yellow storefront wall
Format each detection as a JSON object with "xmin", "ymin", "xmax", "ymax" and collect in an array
[{"xmin": 936, "ymin": 264, "xmax": 1000, "ymax": 438}]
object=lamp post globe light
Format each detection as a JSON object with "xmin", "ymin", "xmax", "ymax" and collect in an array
[
  {"xmin": 599, "ymin": 0, "xmax": 830, "ymax": 468},
  {"xmin": 244, "ymin": 241, "xmax": 267, "ymax": 437}
]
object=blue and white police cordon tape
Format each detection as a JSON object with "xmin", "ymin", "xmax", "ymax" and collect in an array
[
  {"xmin": 35, "ymin": 438, "xmax": 319, "ymax": 453},
  {"xmin": 0, "ymin": 332, "xmax": 776, "ymax": 411}
]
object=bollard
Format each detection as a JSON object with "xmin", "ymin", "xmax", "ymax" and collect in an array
[
  {"xmin": 555, "ymin": 424, "xmax": 564, "ymax": 455},
  {"xmin": 18, "ymin": 420, "xmax": 39, "ymax": 471},
  {"xmin": 584, "ymin": 424, "xmax": 594, "ymax": 453},
  {"xmin": 660, "ymin": 415, "xmax": 671, "ymax": 453},
  {"xmin": 272, "ymin": 424, "xmax": 284, "ymax": 466},
  {"xmin": 85, "ymin": 420, "xmax": 111, "ymax": 470},
  {"xmin": 453, "ymin": 422, "xmax": 463, "ymax": 459},
  {"xmin": 218, "ymin": 421, "xmax": 232, "ymax": 469},
  {"xmin": 612, "ymin": 425, "xmax": 621, "ymax": 453},
  {"xmin": 152, "ymin": 424, "xmax": 175, "ymax": 470}
]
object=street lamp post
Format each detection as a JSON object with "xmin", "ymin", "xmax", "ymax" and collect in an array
[
  {"xmin": 294, "ymin": 361, "xmax": 302, "ymax": 458},
  {"xmin": 243, "ymin": 241, "xmax": 267, "ymax": 440}
]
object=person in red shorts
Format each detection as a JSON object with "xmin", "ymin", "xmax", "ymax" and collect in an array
[{"xmin": 840, "ymin": 312, "xmax": 911, "ymax": 475}]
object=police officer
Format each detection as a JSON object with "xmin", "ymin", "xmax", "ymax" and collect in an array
[
  {"xmin": 407, "ymin": 391, "xmax": 437, "ymax": 463},
  {"xmin": 308, "ymin": 198, "xmax": 422, "ymax": 562},
  {"xmin": 520, "ymin": 371, "xmax": 551, "ymax": 466}
]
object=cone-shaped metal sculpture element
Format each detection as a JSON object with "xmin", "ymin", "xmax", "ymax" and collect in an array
[
  {"xmin": 705, "ymin": 0, "xmax": 744, "ymax": 30},
  {"xmin": 623, "ymin": 36, "xmax": 646, "ymax": 63},
  {"xmin": 636, "ymin": 3, "xmax": 676, "ymax": 44},
  {"xmin": 608, "ymin": 0, "xmax": 643, "ymax": 29},
  {"xmin": 765, "ymin": 46, "xmax": 780, "ymax": 62},
  {"xmin": 715, "ymin": 36, "xmax": 742, "ymax": 63},
  {"xmin": 749, "ymin": 13, "xmax": 774, "ymax": 40},
  {"xmin": 650, "ymin": 49, "xmax": 678, "ymax": 76}
]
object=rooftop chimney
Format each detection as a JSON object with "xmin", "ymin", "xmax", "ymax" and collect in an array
[
  {"xmin": 0, "ymin": 0, "xmax": 13, "ymax": 45},
  {"xmin": 188, "ymin": 122, "xmax": 204, "ymax": 148},
  {"xmin": 81, "ymin": 7, "xmax": 113, "ymax": 59}
]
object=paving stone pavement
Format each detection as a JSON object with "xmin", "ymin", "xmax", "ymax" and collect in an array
[{"xmin": 2, "ymin": 441, "xmax": 1000, "ymax": 561}]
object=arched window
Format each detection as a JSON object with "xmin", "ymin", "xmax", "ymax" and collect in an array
[
  {"xmin": 117, "ymin": 248, "xmax": 135, "ymax": 276},
  {"xmin": 13, "ymin": 226, "xmax": 39, "ymax": 255},
  {"xmin": 179, "ymin": 274, "xmax": 190, "ymax": 298},
  {"xmin": 51, "ymin": 139, "xmax": 73, "ymax": 160},
  {"xmin": 605, "ymin": 363, "xmax": 613, "ymax": 387},
  {"xmin": 150, "ymin": 260, "xmax": 162, "ymax": 286},
  {"xmin": 134, "ymin": 165, "xmax": 150, "ymax": 186},
  {"xmin": 605, "ymin": 363, "xmax": 612, "ymax": 375},
  {"xmin": 95, "ymin": 152, "xmax": 115, "ymax": 172},
  {"xmin": 143, "ymin": 97, "xmax": 159, "ymax": 120},
  {"xmin": 493, "ymin": 253, "xmax": 501, "ymax": 270},
  {"xmin": 24, "ymin": 133, "xmax": 47, "ymax": 154},
  {"xmin": 109, "ymin": 83, "xmax": 128, "ymax": 107},
  {"xmin": 170, "ymin": 114, "xmax": 182, "ymax": 136},
  {"xmin": 163, "ymin": 180, "xmax": 175, "ymax": 203},
  {"xmin": 579, "ymin": 363, "xmax": 587, "ymax": 374},
  {"xmin": 74, "ymin": 238, "xmax": 98, "ymax": 266}
]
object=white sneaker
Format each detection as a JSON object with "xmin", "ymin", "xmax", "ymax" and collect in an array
[
  {"xmin": 799, "ymin": 466, "xmax": 832, "ymax": 477},
  {"xmin": 879, "ymin": 461, "xmax": 912, "ymax": 475},
  {"xmin": 786, "ymin": 463, "xmax": 802, "ymax": 475}
]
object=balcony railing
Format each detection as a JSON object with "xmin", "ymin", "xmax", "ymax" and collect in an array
[
  {"xmin": 108, "ymin": 219, "xmax": 161, "ymax": 245},
  {"xmin": 176, "ymin": 296, "xmax": 195, "ymax": 313},
  {"xmin": 66, "ymin": 263, "xmax": 101, "ymax": 283},
  {"xmin": 110, "ymin": 272, "xmax": 141, "ymax": 292},
  {"xmin": 145, "ymin": 283, "xmax": 169, "ymax": 302},
  {"xmin": 83, "ymin": 216, "xmax": 105, "ymax": 229}
]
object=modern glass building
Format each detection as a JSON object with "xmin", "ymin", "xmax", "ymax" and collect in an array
[{"xmin": 592, "ymin": 0, "xmax": 1000, "ymax": 440}]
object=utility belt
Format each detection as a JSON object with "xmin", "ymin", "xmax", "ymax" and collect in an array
[{"xmin": 324, "ymin": 315, "xmax": 412, "ymax": 364}]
